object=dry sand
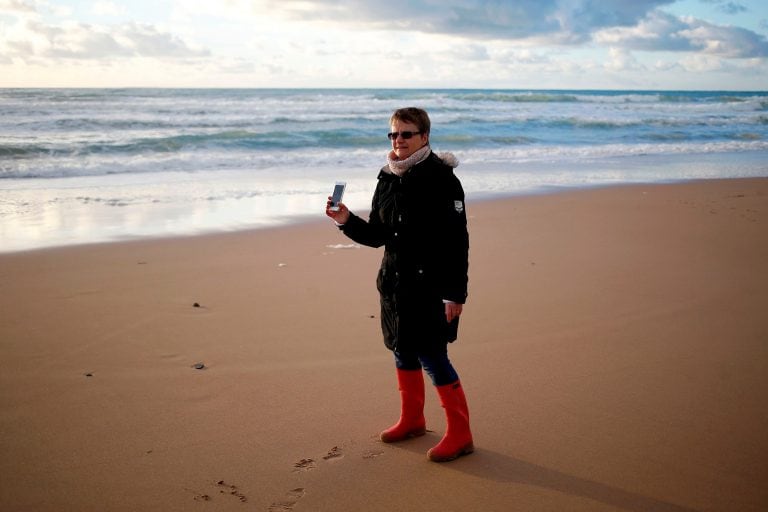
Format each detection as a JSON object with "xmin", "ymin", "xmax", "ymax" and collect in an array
[{"xmin": 1, "ymin": 178, "xmax": 767, "ymax": 511}]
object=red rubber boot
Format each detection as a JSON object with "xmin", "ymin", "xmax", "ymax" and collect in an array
[
  {"xmin": 380, "ymin": 369, "xmax": 427, "ymax": 443},
  {"xmin": 427, "ymin": 381, "xmax": 474, "ymax": 462}
]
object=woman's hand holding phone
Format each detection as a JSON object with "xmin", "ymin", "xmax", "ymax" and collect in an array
[{"xmin": 325, "ymin": 197, "xmax": 350, "ymax": 224}]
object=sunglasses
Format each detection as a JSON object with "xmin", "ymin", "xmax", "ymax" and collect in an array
[{"xmin": 387, "ymin": 131, "xmax": 422, "ymax": 141}]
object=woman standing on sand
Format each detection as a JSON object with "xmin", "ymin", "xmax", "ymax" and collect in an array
[{"xmin": 325, "ymin": 107, "xmax": 473, "ymax": 462}]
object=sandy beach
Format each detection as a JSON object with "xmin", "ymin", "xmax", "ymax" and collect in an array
[{"xmin": 1, "ymin": 177, "xmax": 767, "ymax": 511}]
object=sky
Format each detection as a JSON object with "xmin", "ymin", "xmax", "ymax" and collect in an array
[{"xmin": 0, "ymin": 0, "xmax": 767, "ymax": 89}]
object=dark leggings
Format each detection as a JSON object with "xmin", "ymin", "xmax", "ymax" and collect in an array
[{"xmin": 394, "ymin": 346, "xmax": 459, "ymax": 386}]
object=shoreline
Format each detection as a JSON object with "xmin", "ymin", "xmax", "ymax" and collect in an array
[
  {"xmin": 2, "ymin": 175, "xmax": 766, "ymax": 256},
  {"xmin": 1, "ymin": 177, "xmax": 767, "ymax": 511}
]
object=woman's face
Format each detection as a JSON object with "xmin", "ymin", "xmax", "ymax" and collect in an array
[{"xmin": 390, "ymin": 120, "xmax": 428, "ymax": 160}]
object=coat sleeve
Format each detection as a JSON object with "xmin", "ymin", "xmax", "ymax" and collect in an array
[
  {"xmin": 339, "ymin": 183, "xmax": 391, "ymax": 248},
  {"xmin": 439, "ymin": 173, "xmax": 469, "ymax": 304}
]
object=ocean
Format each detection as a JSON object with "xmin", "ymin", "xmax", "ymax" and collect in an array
[{"xmin": 1, "ymin": 88, "xmax": 767, "ymax": 252}]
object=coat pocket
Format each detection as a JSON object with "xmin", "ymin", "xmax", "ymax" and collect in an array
[
  {"xmin": 379, "ymin": 295, "xmax": 398, "ymax": 350},
  {"xmin": 376, "ymin": 266, "xmax": 396, "ymax": 296},
  {"xmin": 445, "ymin": 316, "xmax": 459, "ymax": 343}
]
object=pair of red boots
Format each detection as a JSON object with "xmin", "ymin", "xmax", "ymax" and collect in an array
[{"xmin": 380, "ymin": 369, "xmax": 474, "ymax": 462}]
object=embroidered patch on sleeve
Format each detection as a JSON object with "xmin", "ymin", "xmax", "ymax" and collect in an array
[{"xmin": 454, "ymin": 200, "xmax": 464, "ymax": 213}]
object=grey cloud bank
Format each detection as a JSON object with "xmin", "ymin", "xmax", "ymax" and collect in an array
[{"xmin": 268, "ymin": 0, "xmax": 766, "ymax": 55}]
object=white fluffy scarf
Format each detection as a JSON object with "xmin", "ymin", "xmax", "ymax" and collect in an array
[
  {"xmin": 386, "ymin": 145, "xmax": 459, "ymax": 176},
  {"xmin": 386, "ymin": 144, "xmax": 431, "ymax": 176}
]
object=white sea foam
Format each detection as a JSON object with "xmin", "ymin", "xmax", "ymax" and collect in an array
[{"xmin": 326, "ymin": 244, "xmax": 362, "ymax": 249}]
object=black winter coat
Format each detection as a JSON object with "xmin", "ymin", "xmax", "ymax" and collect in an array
[{"xmin": 341, "ymin": 152, "xmax": 469, "ymax": 353}]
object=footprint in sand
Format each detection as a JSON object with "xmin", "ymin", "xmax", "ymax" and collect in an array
[
  {"xmin": 216, "ymin": 480, "xmax": 247, "ymax": 503},
  {"xmin": 363, "ymin": 449, "xmax": 384, "ymax": 459},
  {"xmin": 268, "ymin": 488, "xmax": 306, "ymax": 511},
  {"xmin": 189, "ymin": 480, "xmax": 247, "ymax": 504},
  {"xmin": 323, "ymin": 446, "xmax": 343, "ymax": 461},
  {"xmin": 292, "ymin": 458, "xmax": 316, "ymax": 472},
  {"xmin": 276, "ymin": 445, "xmax": 378, "ymax": 509}
]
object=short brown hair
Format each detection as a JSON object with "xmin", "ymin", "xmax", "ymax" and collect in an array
[{"xmin": 390, "ymin": 107, "xmax": 431, "ymax": 135}]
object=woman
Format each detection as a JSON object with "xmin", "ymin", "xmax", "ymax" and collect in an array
[{"xmin": 325, "ymin": 107, "xmax": 473, "ymax": 462}]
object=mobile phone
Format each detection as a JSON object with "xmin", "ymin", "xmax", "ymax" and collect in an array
[{"xmin": 329, "ymin": 181, "xmax": 346, "ymax": 211}]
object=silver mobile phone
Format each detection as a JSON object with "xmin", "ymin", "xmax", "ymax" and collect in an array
[{"xmin": 329, "ymin": 181, "xmax": 346, "ymax": 211}]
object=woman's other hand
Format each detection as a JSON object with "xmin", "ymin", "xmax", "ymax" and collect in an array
[
  {"xmin": 445, "ymin": 302, "xmax": 463, "ymax": 323},
  {"xmin": 325, "ymin": 196, "xmax": 351, "ymax": 224}
]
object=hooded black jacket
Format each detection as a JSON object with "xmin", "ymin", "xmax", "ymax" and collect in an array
[{"xmin": 341, "ymin": 151, "xmax": 469, "ymax": 352}]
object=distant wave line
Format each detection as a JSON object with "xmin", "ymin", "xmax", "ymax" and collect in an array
[{"xmin": 3, "ymin": 139, "xmax": 767, "ymax": 180}]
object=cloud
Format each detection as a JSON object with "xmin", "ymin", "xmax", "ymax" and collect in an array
[
  {"xmin": 247, "ymin": 0, "xmax": 767, "ymax": 57},
  {"xmin": 450, "ymin": 43, "xmax": 491, "ymax": 61},
  {"xmin": 680, "ymin": 18, "xmax": 768, "ymax": 57},
  {"xmin": 699, "ymin": 0, "xmax": 748, "ymax": 15},
  {"xmin": 116, "ymin": 22, "xmax": 209, "ymax": 58},
  {"xmin": 0, "ymin": 0, "xmax": 36, "ymax": 13},
  {"xmin": 594, "ymin": 10, "xmax": 768, "ymax": 57},
  {"xmin": 605, "ymin": 46, "xmax": 645, "ymax": 71},
  {"xmin": 1, "ymin": 15, "xmax": 209, "ymax": 61},
  {"xmin": 548, "ymin": 0, "xmax": 677, "ymax": 42},
  {"xmin": 92, "ymin": 1, "xmax": 127, "ymax": 17},
  {"xmin": 248, "ymin": 0, "xmax": 676, "ymax": 43}
]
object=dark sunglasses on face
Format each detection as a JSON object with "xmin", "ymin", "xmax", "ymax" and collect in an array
[{"xmin": 387, "ymin": 131, "xmax": 421, "ymax": 141}]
